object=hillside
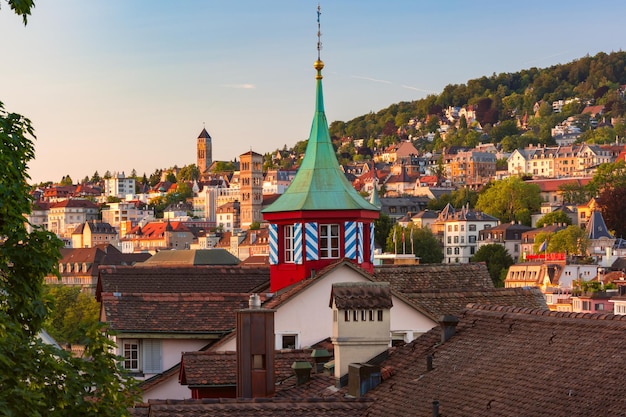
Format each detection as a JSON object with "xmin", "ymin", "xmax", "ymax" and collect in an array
[{"xmin": 308, "ymin": 51, "xmax": 626, "ymax": 159}]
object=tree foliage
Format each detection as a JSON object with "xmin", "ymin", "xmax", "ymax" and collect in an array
[
  {"xmin": 535, "ymin": 211, "xmax": 572, "ymax": 228},
  {"xmin": 43, "ymin": 285, "xmax": 100, "ymax": 345},
  {"xmin": 475, "ymin": 177, "xmax": 541, "ymax": 225},
  {"xmin": 385, "ymin": 224, "xmax": 443, "ymax": 264},
  {"xmin": 373, "ymin": 213, "xmax": 392, "ymax": 249},
  {"xmin": 470, "ymin": 244, "xmax": 514, "ymax": 287},
  {"xmin": 596, "ymin": 185, "xmax": 626, "ymax": 238},
  {"xmin": 534, "ymin": 226, "xmax": 589, "ymax": 256},
  {"xmin": 0, "ymin": 100, "xmax": 137, "ymax": 415}
]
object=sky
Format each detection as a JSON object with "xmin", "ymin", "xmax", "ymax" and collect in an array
[{"xmin": 1, "ymin": 0, "xmax": 625, "ymax": 184}]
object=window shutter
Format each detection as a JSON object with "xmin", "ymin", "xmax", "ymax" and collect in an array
[
  {"xmin": 294, "ymin": 223, "xmax": 303, "ymax": 264},
  {"xmin": 142, "ymin": 339, "xmax": 162, "ymax": 374},
  {"xmin": 269, "ymin": 224, "xmax": 278, "ymax": 265},
  {"xmin": 344, "ymin": 221, "xmax": 357, "ymax": 260},
  {"xmin": 305, "ymin": 222, "xmax": 319, "ymax": 261}
]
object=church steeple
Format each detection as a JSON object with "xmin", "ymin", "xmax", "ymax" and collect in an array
[
  {"xmin": 262, "ymin": 7, "xmax": 380, "ymax": 292},
  {"xmin": 197, "ymin": 126, "xmax": 212, "ymax": 175}
]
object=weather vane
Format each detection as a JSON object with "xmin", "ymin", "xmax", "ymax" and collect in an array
[{"xmin": 317, "ymin": 4, "xmax": 322, "ymax": 60}]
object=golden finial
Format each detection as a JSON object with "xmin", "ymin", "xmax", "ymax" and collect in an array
[{"xmin": 314, "ymin": 4, "xmax": 324, "ymax": 79}]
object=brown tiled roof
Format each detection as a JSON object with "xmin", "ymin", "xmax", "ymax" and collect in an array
[
  {"xmin": 362, "ymin": 304, "xmax": 626, "ymax": 417},
  {"xmin": 131, "ymin": 398, "xmax": 371, "ymax": 417},
  {"xmin": 372, "ymin": 263, "xmax": 494, "ymax": 292},
  {"xmin": 330, "ymin": 282, "xmax": 393, "ymax": 309},
  {"xmin": 180, "ymin": 349, "xmax": 319, "ymax": 387},
  {"xmin": 96, "ymin": 265, "xmax": 270, "ymax": 300},
  {"xmin": 404, "ymin": 287, "xmax": 547, "ymax": 318},
  {"xmin": 101, "ymin": 292, "xmax": 251, "ymax": 334}
]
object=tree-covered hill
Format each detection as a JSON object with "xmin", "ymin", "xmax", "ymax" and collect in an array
[{"xmin": 323, "ymin": 51, "xmax": 626, "ymax": 154}]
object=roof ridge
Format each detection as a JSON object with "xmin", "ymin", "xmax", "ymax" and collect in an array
[{"xmin": 465, "ymin": 303, "xmax": 626, "ymax": 322}]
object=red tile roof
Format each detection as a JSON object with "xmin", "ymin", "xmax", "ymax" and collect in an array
[
  {"xmin": 102, "ymin": 292, "xmax": 251, "ymax": 334},
  {"xmin": 180, "ymin": 349, "xmax": 320, "ymax": 387},
  {"xmin": 96, "ymin": 265, "xmax": 270, "ymax": 300},
  {"xmin": 130, "ymin": 397, "xmax": 371, "ymax": 417},
  {"xmin": 361, "ymin": 304, "xmax": 626, "ymax": 417}
]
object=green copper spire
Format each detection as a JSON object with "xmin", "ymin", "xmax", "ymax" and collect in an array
[{"xmin": 263, "ymin": 59, "xmax": 379, "ymax": 213}]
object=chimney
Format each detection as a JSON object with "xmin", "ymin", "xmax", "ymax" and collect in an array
[
  {"xmin": 291, "ymin": 361, "xmax": 312, "ymax": 386},
  {"xmin": 439, "ymin": 315, "xmax": 459, "ymax": 343},
  {"xmin": 236, "ymin": 295, "xmax": 275, "ymax": 398},
  {"xmin": 330, "ymin": 282, "xmax": 392, "ymax": 385},
  {"xmin": 311, "ymin": 348, "xmax": 331, "ymax": 373}
]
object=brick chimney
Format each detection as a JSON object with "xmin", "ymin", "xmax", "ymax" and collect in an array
[{"xmin": 236, "ymin": 294, "xmax": 275, "ymax": 398}]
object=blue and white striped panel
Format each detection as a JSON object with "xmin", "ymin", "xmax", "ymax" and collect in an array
[
  {"xmin": 344, "ymin": 221, "xmax": 357, "ymax": 260},
  {"xmin": 370, "ymin": 222, "xmax": 375, "ymax": 263},
  {"xmin": 357, "ymin": 222, "xmax": 364, "ymax": 263},
  {"xmin": 294, "ymin": 223, "xmax": 303, "ymax": 264},
  {"xmin": 305, "ymin": 222, "xmax": 319, "ymax": 261},
  {"xmin": 269, "ymin": 224, "xmax": 278, "ymax": 265}
]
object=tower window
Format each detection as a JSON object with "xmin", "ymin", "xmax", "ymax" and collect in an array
[
  {"xmin": 319, "ymin": 224, "xmax": 340, "ymax": 258},
  {"xmin": 284, "ymin": 225, "xmax": 295, "ymax": 263}
]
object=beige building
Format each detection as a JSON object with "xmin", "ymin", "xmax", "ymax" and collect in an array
[
  {"xmin": 48, "ymin": 198, "xmax": 99, "ymax": 240},
  {"xmin": 71, "ymin": 221, "xmax": 119, "ymax": 249}
]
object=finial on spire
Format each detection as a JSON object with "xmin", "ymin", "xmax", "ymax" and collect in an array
[{"xmin": 314, "ymin": 4, "xmax": 324, "ymax": 79}]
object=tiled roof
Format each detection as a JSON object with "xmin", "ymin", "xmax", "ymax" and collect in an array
[
  {"xmin": 49, "ymin": 198, "xmax": 98, "ymax": 209},
  {"xmin": 372, "ymin": 263, "xmax": 494, "ymax": 292},
  {"xmin": 404, "ymin": 287, "xmax": 547, "ymax": 318},
  {"xmin": 130, "ymin": 397, "xmax": 371, "ymax": 417},
  {"xmin": 143, "ymin": 249, "xmax": 240, "ymax": 266},
  {"xmin": 361, "ymin": 304, "xmax": 626, "ymax": 417},
  {"xmin": 180, "ymin": 349, "xmax": 319, "ymax": 387},
  {"xmin": 102, "ymin": 292, "xmax": 251, "ymax": 333},
  {"xmin": 330, "ymin": 282, "xmax": 393, "ymax": 310},
  {"xmin": 96, "ymin": 265, "xmax": 270, "ymax": 300}
]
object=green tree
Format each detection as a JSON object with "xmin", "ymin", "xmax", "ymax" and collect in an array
[
  {"xmin": 249, "ymin": 221, "xmax": 261, "ymax": 230},
  {"xmin": 91, "ymin": 170, "xmax": 101, "ymax": 183},
  {"xmin": 385, "ymin": 225, "xmax": 443, "ymax": 264},
  {"xmin": 535, "ymin": 211, "xmax": 572, "ymax": 228},
  {"xmin": 176, "ymin": 164, "xmax": 200, "ymax": 182},
  {"xmin": 407, "ymin": 225, "xmax": 443, "ymax": 264},
  {"xmin": 103, "ymin": 170, "xmax": 112, "ymax": 179},
  {"xmin": 374, "ymin": 213, "xmax": 393, "ymax": 249},
  {"xmin": 470, "ymin": 244, "xmax": 514, "ymax": 287},
  {"xmin": 60, "ymin": 174, "xmax": 73, "ymax": 185},
  {"xmin": 165, "ymin": 171, "xmax": 177, "ymax": 183},
  {"xmin": 44, "ymin": 285, "xmax": 99, "ymax": 345},
  {"xmin": 0, "ymin": 100, "xmax": 137, "ymax": 415},
  {"xmin": 475, "ymin": 177, "xmax": 541, "ymax": 225},
  {"xmin": 538, "ymin": 226, "xmax": 589, "ymax": 256}
]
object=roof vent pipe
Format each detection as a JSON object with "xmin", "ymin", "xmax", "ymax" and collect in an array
[
  {"xmin": 439, "ymin": 315, "xmax": 459, "ymax": 343},
  {"xmin": 249, "ymin": 293, "xmax": 261, "ymax": 309},
  {"xmin": 432, "ymin": 400, "xmax": 440, "ymax": 417}
]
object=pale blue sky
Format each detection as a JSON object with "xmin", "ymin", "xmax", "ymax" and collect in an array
[{"xmin": 1, "ymin": 0, "xmax": 625, "ymax": 183}]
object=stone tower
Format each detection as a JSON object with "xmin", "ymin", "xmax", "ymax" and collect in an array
[
  {"xmin": 239, "ymin": 150, "xmax": 264, "ymax": 229},
  {"xmin": 196, "ymin": 127, "xmax": 212, "ymax": 175}
]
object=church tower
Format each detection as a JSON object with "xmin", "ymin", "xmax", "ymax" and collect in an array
[
  {"xmin": 197, "ymin": 127, "xmax": 212, "ymax": 175},
  {"xmin": 239, "ymin": 150, "xmax": 264, "ymax": 229},
  {"xmin": 262, "ymin": 21, "xmax": 380, "ymax": 293}
]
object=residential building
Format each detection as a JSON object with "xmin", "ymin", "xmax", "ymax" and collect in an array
[
  {"xmin": 104, "ymin": 172, "xmax": 136, "ymax": 199},
  {"xmin": 441, "ymin": 206, "xmax": 499, "ymax": 263},
  {"xmin": 477, "ymin": 222, "xmax": 532, "ymax": 261},
  {"xmin": 447, "ymin": 150, "xmax": 496, "ymax": 187},
  {"xmin": 122, "ymin": 220, "xmax": 195, "ymax": 252},
  {"xmin": 48, "ymin": 198, "xmax": 99, "ymax": 240},
  {"xmin": 45, "ymin": 244, "xmax": 149, "ymax": 292},
  {"xmin": 101, "ymin": 201, "xmax": 155, "ymax": 235},
  {"xmin": 71, "ymin": 221, "xmax": 119, "ymax": 248},
  {"xmin": 507, "ymin": 146, "xmax": 557, "ymax": 178},
  {"xmin": 216, "ymin": 201, "xmax": 240, "ymax": 233}
]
